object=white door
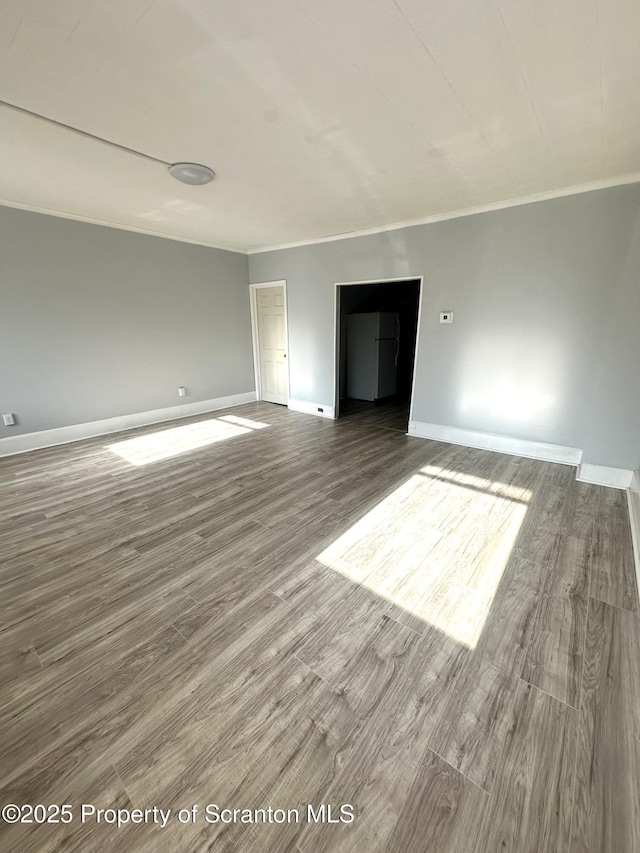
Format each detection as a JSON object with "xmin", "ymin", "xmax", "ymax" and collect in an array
[{"xmin": 255, "ymin": 285, "xmax": 288, "ymax": 405}]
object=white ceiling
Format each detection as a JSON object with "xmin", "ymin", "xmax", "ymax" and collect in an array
[{"xmin": 1, "ymin": 0, "xmax": 639, "ymax": 253}]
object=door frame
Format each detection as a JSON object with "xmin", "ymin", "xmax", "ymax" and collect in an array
[
  {"xmin": 250, "ymin": 279, "xmax": 290, "ymax": 406},
  {"xmin": 333, "ymin": 276, "xmax": 425, "ymax": 423}
]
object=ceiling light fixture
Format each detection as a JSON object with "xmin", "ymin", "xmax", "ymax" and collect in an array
[
  {"xmin": 168, "ymin": 163, "xmax": 216, "ymax": 185},
  {"xmin": 0, "ymin": 99, "xmax": 216, "ymax": 186}
]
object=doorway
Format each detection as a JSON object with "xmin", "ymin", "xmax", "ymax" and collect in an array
[
  {"xmin": 335, "ymin": 278, "xmax": 422, "ymax": 431},
  {"xmin": 250, "ymin": 280, "xmax": 289, "ymax": 406}
]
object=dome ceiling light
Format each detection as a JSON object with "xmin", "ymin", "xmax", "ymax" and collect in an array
[{"xmin": 168, "ymin": 163, "xmax": 215, "ymax": 185}]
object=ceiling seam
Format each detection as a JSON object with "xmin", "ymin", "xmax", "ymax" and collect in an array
[
  {"xmin": 337, "ymin": 22, "xmax": 480, "ymax": 206},
  {"xmin": 594, "ymin": 0, "xmax": 605, "ymax": 177},
  {"xmin": 64, "ymin": 19, "xmax": 81, "ymax": 44},
  {"xmin": 492, "ymin": 0, "xmax": 561, "ymax": 188},
  {"xmin": 132, "ymin": 0, "xmax": 158, "ymax": 30},
  {"xmin": 391, "ymin": 0, "xmax": 519, "ymax": 197},
  {"xmin": 6, "ymin": 18, "xmax": 22, "ymax": 53}
]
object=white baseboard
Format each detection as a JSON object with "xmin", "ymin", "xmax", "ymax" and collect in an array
[
  {"xmin": 288, "ymin": 399, "xmax": 335, "ymax": 419},
  {"xmin": 408, "ymin": 420, "xmax": 581, "ymax": 466},
  {"xmin": 576, "ymin": 462, "xmax": 634, "ymax": 489},
  {"xmin": 0, "ymin": 391, "xmax": 258, "ymax": 456},
  {"xmin": 627, "ymin": 471, "xmax": 640, "ymax": 601}
]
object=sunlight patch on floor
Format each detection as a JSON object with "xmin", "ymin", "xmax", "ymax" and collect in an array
[
  {"xmin": 218, "ymin": 414, "xmax": 270, "ymax": 429},
  {"xmin": 106, "ymin": 416, "xmax": 269, "ymax": 465},
  {"xmin": 317, "ymin": 467, "xmax": 532, "ymax": 648}
]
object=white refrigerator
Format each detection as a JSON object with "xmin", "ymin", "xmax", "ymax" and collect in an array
[{"xmin": 346, "ymin": 312, "xmax": 399, "ymax": 401}]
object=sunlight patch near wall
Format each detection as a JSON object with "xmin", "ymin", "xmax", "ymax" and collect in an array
[
  {"xmin": 317, "ymin": 466, "xmax": 531, "ymax": 648},
  {"xmin": 106, "ymin": 416, "xmax": 268, "ymax": 465},
  {"xmin": 218, "ymin": 414, "xmax": 270, "ymax": 429},
  {"xmin": 458, "ymin": 332, "xmax": 563, "ymax": 430}
]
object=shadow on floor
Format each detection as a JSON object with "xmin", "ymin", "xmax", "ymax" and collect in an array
[{"xmin": 338, "ymin": 398, "xmax": 410, "ymax": 432}]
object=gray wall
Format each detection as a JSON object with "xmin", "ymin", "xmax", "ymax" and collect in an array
[
  {"xmin": 582, "ymin": 205, "xmax": 640, "ymax": 468},
  {"xmin": 250, "ymin": 184, "xmax": 640, "ymax": 467},
  {"xmin": 3, "ymin": 185, "xmax": 639, "ymax": 468},
  {"xmin": 0, "ymin": 206, "xmax": 253, "ymax": 437}
]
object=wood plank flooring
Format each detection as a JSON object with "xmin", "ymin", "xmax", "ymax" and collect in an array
[
  {"xmin": 338, "ymin": 398, "xmax": 410, "ymax": 432},
  {"xmin": 0, "ymin": 401, "xmax": 638, "ymax": 852}
]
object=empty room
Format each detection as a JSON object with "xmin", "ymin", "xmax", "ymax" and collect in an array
[{"xmin": 1, "ymin": 1, "xmax": 640, "ymax": 851}]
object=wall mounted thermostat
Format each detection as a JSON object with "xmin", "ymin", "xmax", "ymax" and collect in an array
[{"xmin": 440, "ymin": 311, "xmax": 454, "ymax": 324}]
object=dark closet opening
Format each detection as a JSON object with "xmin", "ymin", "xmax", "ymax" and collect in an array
[{"xmin": 336, "ymin": 279, "xmax": 421, "ymax": 432}]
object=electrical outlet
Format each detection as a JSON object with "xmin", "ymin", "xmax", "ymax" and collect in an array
[
  {"xmin": 178, "ymin": 386, "xmax": 186, "ymax": 397},
  {"xmin": 440, "ymin": 311, "xmax": 454, "ymax": 324},
  {"xmin": 3, "ymin": 413, "xmax": 15, "ymax": 426}
]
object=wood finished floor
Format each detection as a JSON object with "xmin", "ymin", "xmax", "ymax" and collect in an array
[
  {"xmin": 338, "ymin": 398, "xmax": 410, "ymax": 432},
  {"xmin": 0, "ymin": 402, "xmax": 638, "ymax": 852}
]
